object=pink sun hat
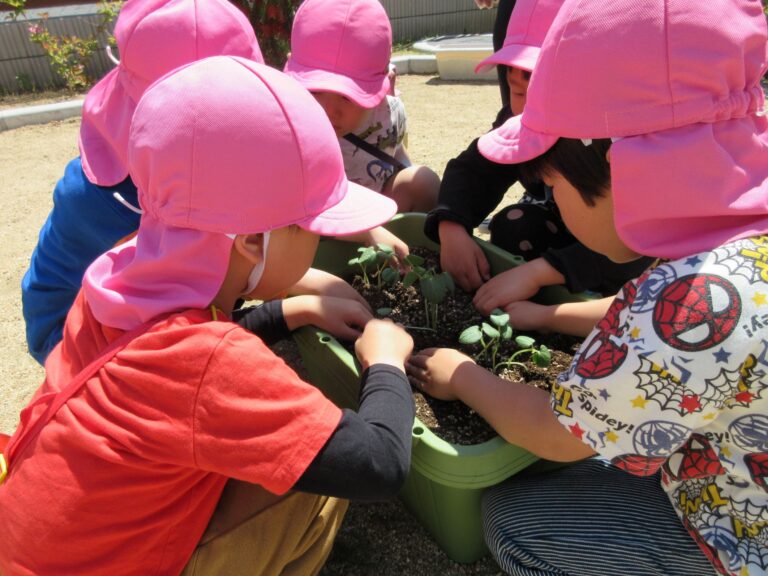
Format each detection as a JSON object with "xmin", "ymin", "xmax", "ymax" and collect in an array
[
  {"xmin": 78, "ymin": 0, "xmax": 263, "ymax": 187},
  {"xmin": 283, "ymin": 0, "xmax": 392, "ymax": 109},
  {"xmin": 478, "ymin": 0, "xmax": 768, "ymax": 260},
  {"xmin": 83, "ymin": 56, "xmax": 397, "ymax": 330},
  {"xmin": 475, "ymin": 0, "xmax": 564, "ymax": 74}
]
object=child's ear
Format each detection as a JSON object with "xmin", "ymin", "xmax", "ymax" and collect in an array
[
  {"xmin": 606, "ymin": 148, "xmax": 612, "ymax": 163},
  {"xmin": 233, "ymin": 233, "xmax": 265, "ymax": 265}
]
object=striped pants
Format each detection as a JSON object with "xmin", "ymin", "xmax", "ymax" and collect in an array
[{"xmin": 482, "ymin": 457, "xmax": 718, "ymax": 576}]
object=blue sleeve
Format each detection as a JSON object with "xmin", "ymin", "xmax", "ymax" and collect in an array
[{"xmin": 21, "ymin": 157, "xmax": 141, "ymax": 364}]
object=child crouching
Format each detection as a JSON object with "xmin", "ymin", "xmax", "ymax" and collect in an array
[{"xmin": 0, "ymin": 56, "xmax": 415, "ymax": 576}]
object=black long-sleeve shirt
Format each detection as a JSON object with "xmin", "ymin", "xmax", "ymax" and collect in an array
[
  {"xmin": 425, "ymin": 136, "xmax": 653, "ymax": 295},
  {"xmin": 235, "ymin": 302, "xmax": 414, "ymax": 501}
]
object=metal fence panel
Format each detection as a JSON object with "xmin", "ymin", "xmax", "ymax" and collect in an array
[
  {"xmin": 382, "ymin": 0, "xmax": 496, "ymax": 42},
  {"xmin": 0, "ymin": 1, "xmax": 496, "ymax": 92},
  {"xmin": 0, "ymin": 6, "xmax": 115, "ymax": 93}
]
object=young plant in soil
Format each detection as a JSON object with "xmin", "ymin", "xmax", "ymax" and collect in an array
[
  {"xmin": 348, "ymin": 243, "xmax": 399, "ymax": 289},
  {"xmin": 350, "ymin": 247, "xmax": 582, "ymax": 445},
  {"xmin": 401, "ymin": 253, "xmax": 455, "ymax": 331},
  {"xmin": 459, "ymin": 308, "xmax": 552, "ymax": 374}
]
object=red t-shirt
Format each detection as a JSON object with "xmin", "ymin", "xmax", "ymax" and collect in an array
[{"xmin": 0, "ymin": 293, "xmax": 342, "ymax": 575}]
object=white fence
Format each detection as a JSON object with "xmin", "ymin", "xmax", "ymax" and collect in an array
[{"xmin": 0, "ymin": 1, "xmax": 496, "ymax": 93}]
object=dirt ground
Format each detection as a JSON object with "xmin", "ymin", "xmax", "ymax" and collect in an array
[{"xmin": 0, "ymin": 73, "xmax": 519, "ymax": 575}]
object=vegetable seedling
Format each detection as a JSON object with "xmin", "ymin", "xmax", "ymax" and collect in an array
[
  {"xmin": 348, "ymin": 243, "xmax": 399, "ymax": 288},
  {"xmin": 402, "ymin": 254, "xmax": 454, "ymax": 330},
  {"xmin": 459, "ymin": 308, "xmax": 551, "ymax": 374}
]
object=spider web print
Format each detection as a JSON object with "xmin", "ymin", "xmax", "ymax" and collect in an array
[
  {"xmin": 634, "ymin": 356, "xmax": 708, "ymax": 415},
  {"xmin": 730, "ymin": 500, "xmax": 768, "ymax": 575},
  {"xmin": 704, "ymin": 366, "xmax": 745, "ymax": 407},
  {"xmin": 725, "ymin": 352, "xmax": 768, "ymax": 409},
  {"xmin": 714, "ymin": 240, "xmax": 768, "ymax": 284},
  {"xmin": 731, "ymin": 498, "xmax": 768, "ymax": 527}
]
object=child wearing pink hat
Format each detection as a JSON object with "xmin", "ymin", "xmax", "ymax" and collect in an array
[
  {"xmin": 425, "ymin": 0, "xmax": 652, "ymax": 323},
  {"xmin": 284, "ymin": 0, "xmax": 441, "ymax": 214},
  {"xmin": 409, "ymin": 0, "xmax": 768, "ymax": 574},
  {"xmin": 0, "ymin": 56, "xmax": 415, "ymax": 575},
  {"xmin": 20, "ymin": 0, "xmax": 264, "ymax": 366}
]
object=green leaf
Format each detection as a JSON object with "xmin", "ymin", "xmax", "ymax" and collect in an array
[
  {"xmin": 404, "ymin": 254, "xmax": 425, "ymax": 267},
  {"xmin": 376, "ymin": 243, "xmax": 395, "ymax": 256},
  {"xmin": 459, "ymin": 325, "xmax": 483, "ymax": 344},
  {"xmin": 347, "ymin": 257, "xmax": 360, "ymax": 266},
  {"xmin": 421, "ymin": 276, "xmax": 448, "ymax": 304},
  {"xmin": 377, "ymin": 307, "xmax": 392, "ymax": 317},
  {"xmin": 358, "ymin": 247, "xmax": 377, "ymax": 266},
  {"xmin": 380, "ymin": 267, "xmax": 398, "ymax": 285},
  {"xmin": 482, "ymin": 322, "xmax": 500, "ymax": 339},
  {"xmin": 533, "ymin": 345, "xmax": 551, "ymax": 367},
  {"xmin": 403, "ymin": 270, "xmax": 419, "ymax": 288},
  {"xmin": 489, "ymin": 309, "xmax": 509, "ymax": 327},
  {"xmin": 440, "ymin": 272, "xmax": 455, "ymax": 293},
  {"xmin": 501, "ymin": 325, "xmax": 513, "ymax": 340},
  {"xmin": 515, "ymin": 335, "xmax": 536, "ymax": 348}
]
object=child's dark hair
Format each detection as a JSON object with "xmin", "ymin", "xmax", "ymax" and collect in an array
[{"xmin": 519, "ymin": 137, "xmax": 612, "ymax": 206}]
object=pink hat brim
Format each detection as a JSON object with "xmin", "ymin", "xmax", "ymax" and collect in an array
[
  {"xmin": 297, "ymin": 180, "xmax": 398, "ymax": 237},
  {"xmin": 79, "ymin": 68, "xmax": 137, "ymax": 186},
  {"xmin": 284, "ymin": 62, "xmax": 390, "ymax": 109},
  {"xmin": 478, "ymin": 114, "xmax": 558, "ymax": 164},
  {"xmin": 475, "ymin": 44, "xmax": 540, "ymax": 74}
]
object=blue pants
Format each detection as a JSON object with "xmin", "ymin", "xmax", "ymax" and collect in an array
[{"xmin": 482, "ymin": 457, "xmax": 718, "ymax": 576}]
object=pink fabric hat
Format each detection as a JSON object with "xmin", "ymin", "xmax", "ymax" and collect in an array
[
  {"xmin": 478, "ymin": 0, "xmax": 768, "ymax": 260},
  {"xmin": 83, "ymin": 56, "xmax": 397, "ymax": 329},
  {"xmin": 78, "ymin": 0, "xmax": 263, "ymax": 187},
  {"xmin": 475, "ymin": 0, "xmax": 563, "ymax": 73},
  {"xmin": 283, "ymin": 0, "xmax": 392, "ymax": 109}
]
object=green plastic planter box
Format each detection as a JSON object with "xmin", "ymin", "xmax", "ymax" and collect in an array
[{"xmin": 292, "ymin": 213, "xmax": 586, "ymax": 563}]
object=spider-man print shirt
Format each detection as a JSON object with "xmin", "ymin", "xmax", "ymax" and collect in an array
[{"xmin": 553, "ymin": 235, "xmax": 768, "ymax": 576}]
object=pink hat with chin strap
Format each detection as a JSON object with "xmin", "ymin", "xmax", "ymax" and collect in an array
[
  {"xmin": 78, "ymin": 0, "xmax": 263, "ymax": 187},
  {"xmin": 283, "ymin": 0, "xmax": 392, "ymax": 109},
  {"xmin": 83, "ymin": 56, "xmax": 397, "ymax": 330},
  {"xmin": 475, "ymin": 0, "xmax": 564, "ymax": 74},
  {"xmin": 478, "ymin": 0, "xmax": 768, "ymax": 260}
]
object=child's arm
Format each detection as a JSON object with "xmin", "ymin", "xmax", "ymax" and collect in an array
[
  {"xmin": 282, "ymin": 295, "xmax": 372, "ymax": 341},
  {"xmin": 287, "ymin": 267, "xmax": 371, "ymax": 311},
  {"xmin": 473, "ymin": 257, "xmax": 565, "ymax": 315},
  {"xmin": 503, "ymin": 296, "xmax": 615, "ymax": 338},
  {"xmin": 293, "ymin": 320, "xmax": 415, "ymax": 500},
  {"xmin": 235, "ymin": 295, "xmax": 372, "ymax": 342},
  {"xmin": 406, "ymin": 347, "xmax": 596, "ymax": 462},
  {"xmin": 424, "ymin": 138, "xmax": 522, "ymax": 291}
]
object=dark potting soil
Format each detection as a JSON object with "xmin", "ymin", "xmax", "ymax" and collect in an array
[{"xmin": 352, "ymin": 247, "xmax": 583, "ymax": 446}]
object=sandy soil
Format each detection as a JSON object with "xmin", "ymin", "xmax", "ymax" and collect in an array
[{"xmin": 0, "ymin": 74, "xmax": 521, "ymax": 575}]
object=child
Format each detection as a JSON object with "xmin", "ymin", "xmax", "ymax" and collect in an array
[
  {"xmin": 20, "ymin": 0, "xmax": 369, "ymax": 366},
  {"xmin": 284, "ymin": 0, "xmax": 441, "ymax": 214},
  {"xmin": 20, "ymin": 0, "xmax": 264, "ymax": 365},
  {"xmin": 0, "ymin": 57, "xmax": 416, "ymax": 575},
  {"xmin": 409, "ymin": 0, "xmax": 768, "ymax": 574},
  {"xmin": 424, "ymin": 0, "xmax": 652, "ymax": 319}
]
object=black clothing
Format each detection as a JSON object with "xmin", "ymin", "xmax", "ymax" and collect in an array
[
  {"xmin": 425, "ymin": 138, "xmax": 654, "ymax": 295},
  {"xmin": 235, "ymin": 302, "xmax": 414, "ymax": 500}
]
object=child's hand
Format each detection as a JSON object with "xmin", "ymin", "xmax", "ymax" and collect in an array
[
  {"xmin": 503, "ymin": 301, "xmax": 554, "ymax": 333},
  {"xmin": 288, "ymin": 268, "xmax": 372, "ymax": 313},
  {"xmin": 473, "ymin": 258, "xmax": 565, "ymax": 315},
  {"xmin": 438, "ymin": 221, "xmax": 491, "ymax": 292},
  {"xmin": 283, "ymin": 295, "xmax": 372, "ymax": 341},
  {"xmin": 355, "ymin": 319, "xmax": 413, "ymax": 371},
  {"xmin": 406, "ymin": 348, "xmax": 476, "ymax": 401}
]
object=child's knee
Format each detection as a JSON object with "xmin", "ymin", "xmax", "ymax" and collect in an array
[{"xmin": 390, "ymin": 165, "xmax": 440, "ymax": 212}]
